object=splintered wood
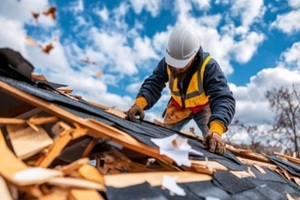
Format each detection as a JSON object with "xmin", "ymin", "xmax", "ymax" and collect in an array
[
  {"xmin": 7, "ymin": 124, "xmax": 53, "ymax": 159},
  {"xmin": 0, "ymin": 115, "xmax": 105, "ymax": 199}
]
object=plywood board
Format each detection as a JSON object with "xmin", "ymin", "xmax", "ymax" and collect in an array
[
  {"xmin": 104, "ymin": 171, "xmax": 212, "ymax": 188},
  {"xmin": 7, "ymin": 124, "xmax": 53, "ymax": 159}
]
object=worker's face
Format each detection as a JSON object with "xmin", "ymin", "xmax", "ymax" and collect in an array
[{"xmin": 170, "ymin": 57, "xmax": 194, "ymax": 79}]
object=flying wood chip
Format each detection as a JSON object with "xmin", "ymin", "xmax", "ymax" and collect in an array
[
  {"xmin": 25, "ymin": 36, "xmax": 39, "ymax": 46},
  {"xmin": 43, "ymin": 6, "xmax": 56, "ymax": 20},
  {"xmin": 41, "ymin": 43, "xmax": 54, "ymax": 54},
  {"xmin": 31, "ymin": 11, "xmax": 40, "ymax": 23},
  {"xmin": 96, "ymin": 70, "xmax": 102, "ymax": 77}
]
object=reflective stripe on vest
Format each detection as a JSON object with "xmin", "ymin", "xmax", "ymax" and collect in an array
[{"xmin": 167, "ymin": 56, "xmax": 212, "ymax": 108}]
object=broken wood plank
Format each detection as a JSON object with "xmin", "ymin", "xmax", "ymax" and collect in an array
[
  {"xmin": 0, "ymin": 118, "xmax": 25, "ymax": 124},
  {"xmin": 0, "ymin": 176, "xmax": 13, "ymax": 200},
  {"xmin": 28, "ymin": 116, "xmax": 58, "ymax": 125},
  {"xmin": 56, "ymin": 87, "xmax": 73, "ymax": 94},
  {"xmin": 237, "ymin": 157, "xmax": 277, "ymax": 169},
  {"xmin": 0, "ymin": 139, "xmax": 28, "ymax": 184},
  {"xmin": 58, "ymin": 158, "xmax": 89, "ymax": 176},
  {"xmin": 105, "ymin": 108, "xmax": 126, "ymax": 119},
  {"xmin": 47, "ymin": 177, "xmax": 106, "ymax": 191},
  {"xmin": 13, "ymin": 167, "xmax": 63, "ymax": 186},
  {"xmin": 274, "ymin": 152, "xmax": 300, "ymax": 165},
  {"xmin": 226, "ymin": 144, "xmax": 270, "ymax": 163},
  {"xmin": 37, "ymin": 131, "xmax": 72, "ymax": 168},
  {"xmin": 253, "ymin": 164, "xmax": 266, "ymax": 174},
  {"xmin": 105, "ymin": 172, "xmax": 212, "ymax": 188},
  {"xmin": 7, "ymin": 124, "xmax": 53, "ymax": 160},
  {"xmin": 31, "ymin": 73, "xmax": 48, "ymax": 81},
  {"xmin": 78, "ymin": 164, "xmax": 105, "ymax": 185},
  {"xmin": 83, "ymin": 99, "xmax": 110, "ymax": 110},
  {"xmin": 0, "ymin": 129, "xmax": 6, "ymax": 145},
  {"xmin": 82, "ymin": 138, "xmax": 97, "ymax": 157},
  {"xmin": 191, "ymin": 160, "xmax": 228, "ymax": 171}
]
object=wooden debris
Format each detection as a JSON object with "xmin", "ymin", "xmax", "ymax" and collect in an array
[
  {"xmin": 58, "ymin": 158, "xmax": 89, "ymax": 176},
  {"xmin": 43, "ymin": 6, "xmax": 56, "ymax": 20},
  {"xmin": 95, "ymin": 71, "xmax": 102, "ymax": 77},
  {"xmin": 57, "ymin": 87, "xmax": 74, "ymax": 94},
  {"xmin": 78, "ymin": 164, "xmax": 105, "ymax": 185},
  {"xmin": 7, "ymin": 124, "xmax": 53, "ymax": 159},
  {"xmin": 28, "ymin": 116, "xmax": 58, "ymax": 125},
  {"xmin": 37, "ymin": 130, "xmax": 72, "ymax": 168},
  {"xmin": 253, "ymin": 164, "xmax": 266, "ymax": 174},
  {"xmin": 41, "ymin": 43, "xmax": 54, "ymax": 54},
  {"xmin": 104, "ymin": 172, "xmax": 212, "ymax": 188},
  {"xmin": 25, "ymin": 36, "xmax": 39, "ymax": 46},
  {"xmin": 230, "ymin": 170, "xmax": 253, "ymax": 179},
  {"xmin": 13, "ymin": 167, "xmax": 63, "ymax": 186},
  {"xmin": 31, "ymin": 73, "xmax": 48, "ymax": 81},
  {"xmin": 47, "ymin": 177, "xmax": 106, "ymax": 191},
  {"xmin": 0, "ymin": 118, "xmax": 26, "ymax": 124},
  {"xmin": 0, "ymin": 176, "xmax": 13, "ymax": 200},
  {"xmin": 274, "ymin": 152, "xmax": 300, "ymax": 165},
  {"xmin": 31, "ymin": 11, "xmax": 40, "ymax": 24},
  {"xmin": 105, "ymin": 108, "xmax": 126, "ymax": 119},
  {"xmin": 237, "ymin": 157, "xmax": 277, "ymax": 169}
]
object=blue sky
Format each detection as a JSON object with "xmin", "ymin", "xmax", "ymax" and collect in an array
[{"xmin": 1, "ymin": 0, "xmax": 300, "ymax": 135}]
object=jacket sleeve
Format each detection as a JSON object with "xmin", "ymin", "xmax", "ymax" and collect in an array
[
  {"xmin": 203, "ymin": 58, "xmax": 236, "ymax": 130},
  {"xmin": 136, "ymin": 58, "xmax": 169, "ymax": 110}
]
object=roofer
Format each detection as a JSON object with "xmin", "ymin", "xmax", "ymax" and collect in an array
[{"xmin": 126, "ymin": 24, "xmax": 235, "ymax": 155}]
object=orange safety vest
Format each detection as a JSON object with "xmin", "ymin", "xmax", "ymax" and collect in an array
[{"xmin": 166, "ymin": 56, "xmax": 212, "ymax": 111}]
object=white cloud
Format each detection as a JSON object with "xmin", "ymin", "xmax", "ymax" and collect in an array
[
  {"xmin": 289, "ymin": 0, "xmax": 300, "ymax": 8},
  {"xmin": 91, "ymin": 29, "xmax": 137, "ymax": 75},
  {"xmin": 130, "ymin": 0, "xmax": 162, "ymax": 17},
  {"xmin": 133, "ymin": 37, "xmax": 159, "ymax": 61},
  {"xmin": 125, "ymin": 82, "xmax": 143, "ymax": 93},
  {"xmin": 152, "ymin": 29, "xmax": 170, "ymax": 54},
  {"xmin": 232, "ymin": 31, "xmax": 265, "ymax": 63},
  {"xmin": 279, "ymin": 41, "xmax": 300, "ymax": 69},
  {"xmin": 271, "ymin": 9, "xmax": 300, "ymax": 34},
  {"xmin": 95, "ymin": 6, "xmax": 109, "ymax": 21},
  {"xmin": 230, "ymin": 0, "xmax": 265, "ymax": 27},
  {"xmin": 232, "ymin": 67, "xmax": 300, "ymax": 125},
  {"xmin": 67, "ymin": 0, "xmax": 84, "ymax": 13},
  {"xmin": 0, "ymin": 17, "xmax": 27, "ymax": 56},
  {"xmin": 192, "ymin": 0, "xmax": 211, "ymax": 10}
]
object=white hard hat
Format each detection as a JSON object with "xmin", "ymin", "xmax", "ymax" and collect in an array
[{"xmin": 165, "ymin": 24, "xmax": 201, "ymax": 68}]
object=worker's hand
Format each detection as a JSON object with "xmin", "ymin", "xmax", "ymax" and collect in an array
[
  {"xmin": 203, "ymin": 131, "xmax": 226, "ymax": 155},
  {"xmin": 126, "ymin": 104, "xmax": 145, "ymax": 122}
]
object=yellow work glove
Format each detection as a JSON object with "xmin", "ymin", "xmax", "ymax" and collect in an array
[
  {"xmin": 126, "ymin": 104, "xmax": 145, "ymax": 122},
  {"xmin": 203, "ymin": 121, "xmax": 226, "ymax": 155},
  {"xmin": 203, "ymin": 131, "xmax": 226, "ymax": 155},
  {"xmin": 126, "ymin": 96, "xmax": 147, "ymax": 122}
]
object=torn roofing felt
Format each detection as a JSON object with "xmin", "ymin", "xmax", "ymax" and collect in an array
[{"xmin": 0, "ymin": 74, "xmax": 246, "ymax": 170}]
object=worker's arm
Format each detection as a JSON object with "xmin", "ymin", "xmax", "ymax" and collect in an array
[
  {"xmin": 203, "ymin": 58, "xmax": 236, "ymax": 135},
  {"xmin": 135, "ymin": 58, "xmax": 169, "ymax": 110}
]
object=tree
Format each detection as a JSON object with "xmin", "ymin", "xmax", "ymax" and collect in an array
[
  {"xmin": 265, "ymin": 84, "xmax": 300, "ymax": 157},
  {"xmin": 225, "ymin": 120, "xmax": 273, "ymax": 155}
]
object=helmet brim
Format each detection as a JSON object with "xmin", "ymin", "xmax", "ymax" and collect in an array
[{"xmin": 165, "ymin": 49, "xmax": 196, "ymax": 69}]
